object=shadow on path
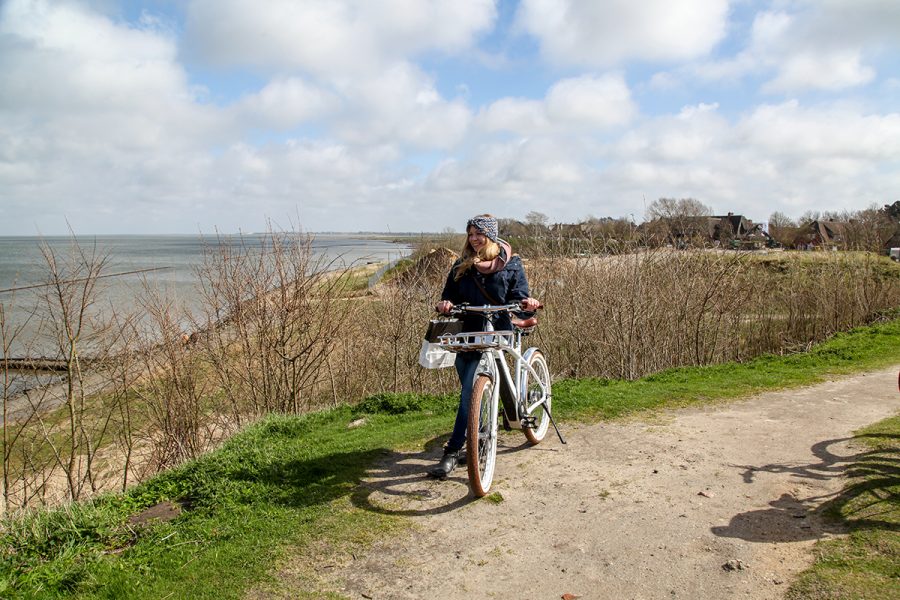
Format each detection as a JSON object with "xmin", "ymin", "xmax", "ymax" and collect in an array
[
  {"xmin": 713, "ymin": 434, "xmax": 899, "ymax": 543},
  {"xmin": 350, "ymin": 434, "xmax": 538, "ymax": 517}
]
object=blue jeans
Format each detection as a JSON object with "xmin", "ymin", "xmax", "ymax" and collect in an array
[{"xmin": 446, "ymin": 352, "xmax": 481, "ymax": 452}]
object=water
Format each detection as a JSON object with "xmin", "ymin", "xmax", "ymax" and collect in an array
[{"xmin": 0, "ymin": 233, "xmax": 412, "ymax": 376}]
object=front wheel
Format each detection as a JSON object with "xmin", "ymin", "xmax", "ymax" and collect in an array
[
  {"xmin": 466, "ymin": 374, "xmax": 498, "ymax": 497},
  {"xmin": 523, "ymin": 350, "xmax": 551, "ymax": 445}
]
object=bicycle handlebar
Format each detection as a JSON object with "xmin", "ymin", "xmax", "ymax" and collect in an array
[{"xmin": 445, "ymin": 302, "xmax": 543, "ymax": 316}]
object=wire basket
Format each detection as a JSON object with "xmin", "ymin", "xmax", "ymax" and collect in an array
[{"xmin": 436, "ymin": 330, "xmax": 515, "ymax": 351}]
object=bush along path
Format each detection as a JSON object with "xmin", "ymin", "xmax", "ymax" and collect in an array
[{"xmin": 2, "ymin": 317, "xmax": 900, "ymax": 599}]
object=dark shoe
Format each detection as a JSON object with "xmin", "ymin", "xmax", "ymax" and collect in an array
[{"xmin": 427, "ymin": 450, "xmax": 460, "ymax": 479}]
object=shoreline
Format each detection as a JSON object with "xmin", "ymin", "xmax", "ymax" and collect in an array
[{"xmin": 0, "ymin": 255, "xmax": 404, "ymax": 421}]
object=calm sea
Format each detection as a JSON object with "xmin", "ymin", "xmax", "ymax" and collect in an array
[{"xmin": 0, "ymin": 234, "xmax": 412, "ymax": 394}]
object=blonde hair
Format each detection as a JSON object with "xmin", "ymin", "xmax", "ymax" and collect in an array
[{"xmin": 454, "ymin": 214, "xmax": 501, "ymax": 281}]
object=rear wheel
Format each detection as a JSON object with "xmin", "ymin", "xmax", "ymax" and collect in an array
[
  {"xmin": 466, "ymin": 375, "xmax": 498, "ymax": 497},
  {"xmin": 523, "ymin": 350, "xmax": 551, "ymax": 445}
]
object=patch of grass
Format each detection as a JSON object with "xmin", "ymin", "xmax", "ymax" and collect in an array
[
  {"xmin": 483, "ymin": 492, "xmax": 504, "ymax": 504},
  {"xmin": 380, "ymin": 258, "xmax": 414, "ymax": 283},
  {"xmin": 352, "ymin": 391, "xmax": 454, "ymax": 416},
  {"xmin": 0, "ymin": 395, "xmax": 456, "ymax": 599},
  {"xmin": 1, "ymin": 318, "xmax": 899, "ymax": 598},
  {"xmin": 786, "ymin": 415, "xmax": 900, "ymax": 600}
]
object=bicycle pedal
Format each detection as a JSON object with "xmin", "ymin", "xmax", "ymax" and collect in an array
[{"xmin": 521, "ymin": 416, "xmax": 537, "ymax": 429}]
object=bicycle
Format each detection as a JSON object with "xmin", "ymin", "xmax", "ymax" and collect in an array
[{"xmin": 437, "ymin": 303, "xmax": 565, "ymax": 497}]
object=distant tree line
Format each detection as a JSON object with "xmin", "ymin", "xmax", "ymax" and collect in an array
[
  {"xmin": 492, "ymin": 198, "xmax": 900, "ymax": 255},
  {"xmin": 768, "ymin": 201, "xmax": 900, "ymax": 252}
]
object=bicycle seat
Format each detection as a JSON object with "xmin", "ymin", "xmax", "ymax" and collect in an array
[{"xmin": 511, "ymin": 316, "xmax": 538, "ymax": 329}]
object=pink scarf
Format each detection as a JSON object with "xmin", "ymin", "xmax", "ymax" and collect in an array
[{"xmin": 474, "ymin": 240, "xmax": 513, "ymax": 275}]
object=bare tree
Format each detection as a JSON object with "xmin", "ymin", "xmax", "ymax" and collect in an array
[
  {"xmin": 768, "ymin": 211, "xmax": 798, "ymax": 247},
  {"xmin": 797, "ymin": 210, "xmax": 821, "ymax": 226},
  {"xmin": 197, "ymin": 227, "xmax": 361, "ymax": 417},
  {"xmin": 646, "ymin": 198, "xmax": 712, "ymax": 221},
  {"xmin": 843, "ymin": 205, "xmax": 897, "ymax": 252},
  {"xmin": 134, "ymin": 285, "xmax": 212, "ymax": 470},
  {"xmin": 645, "ymin": 198, "xmax": 713, "ymax": 247},
  {"xmin": 35, "ymin": 237, "xmax": 111, "ymax": 500}
]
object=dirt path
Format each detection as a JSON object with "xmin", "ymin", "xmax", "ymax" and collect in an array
[{"xmin": 325, "ymin": 365, "xmax": 899, "ymax": 600}]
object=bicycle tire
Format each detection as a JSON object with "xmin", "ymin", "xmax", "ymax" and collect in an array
[
  {"xmin": 523, "ymin": 350, "xmax": 551, "ymax": 445},
  {"xmin": 466, "ymin": 374, "xmax": 498, "ymax": 497}
]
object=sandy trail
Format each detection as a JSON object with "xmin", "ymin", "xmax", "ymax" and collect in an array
[{"xmin": 320, "ymin": 365, "xmax": 899, "ymax": 600}]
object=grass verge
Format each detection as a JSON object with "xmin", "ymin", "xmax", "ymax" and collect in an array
[
  {"xmin": 2, "ymin": 317, "xmax": 900, "ymax": 598},
  {"xmin": 554, "ymin": 312, "xmax": 900, "ymax": 421},
  {"xmin": 786, "ymin": 414, "xmax": 900, "ymax": 600}
]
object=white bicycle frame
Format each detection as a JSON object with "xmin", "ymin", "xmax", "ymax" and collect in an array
[{"xmin": 436, "ymin": 307, "xmax": 550, "ymax": 429}]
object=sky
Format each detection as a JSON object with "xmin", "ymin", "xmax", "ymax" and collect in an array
[{"xmin": 1, "ymin": 0, "xmax": 899, "ymax": 235}]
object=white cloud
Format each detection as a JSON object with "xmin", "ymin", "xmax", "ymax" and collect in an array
[
  {"xmin": 0, "ymin": 0, "xmax": 225, "ymax": 230},
  {"xmin": 763, "ymin": 50, "xmax": 876, "ymax": 93},
  {"xmin": 602, "ymin": 99, "xmax": 900, "ymax": 219},
  {"xmin": 0, "ymin": 1, "xmax": 187, "ymax": 114},
  {"xmin": 1, "ymin": 0, "xmax": 898, "ymax": 235},
  {"xmin": 331, "ymin": 63, "xmax": 472, "ymax": 149},
  {"xmin": 689, "ymin": 2, "xmax": 900, "ymax": 93},
  {"xmin": 477, "ymin": 98, "xmax": 549, "ymax": 134},
  {"xmin": 545, "ymin": 74, "xmax": 636, "ymax": 128},
  {"xmin": 736, "ymin": 101, "xmax": 900, "ymax": 160},
  {"xmin": 478, "ymin": 74, "xmax": 635, "ymax": 135},
  {"xmin": 427, "ymin": 137, "xmax": 587, "ymax": 191},
  {"xmin": 184, "ymin": 0, "xmax": 497, "ymax": 75},
  {"xmin": 514, "ymin": 0, "xmax": 729, "ymax": 67},
  {"xmin": 234, "ymin": 77, "xmax": 338, "ymax": 130}
]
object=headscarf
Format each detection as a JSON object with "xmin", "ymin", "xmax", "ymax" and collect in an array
[{"xmin": 467, "ymin": 215, "xmax": 499, "ymax": 242}]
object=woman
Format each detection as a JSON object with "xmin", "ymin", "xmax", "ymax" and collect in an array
[{"xmin": 429, "ymin": 214, "xmax": 541, "ymax": 479}]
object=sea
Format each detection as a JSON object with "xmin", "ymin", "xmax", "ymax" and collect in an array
[{"xmin": 0, "ymin": 233, "xmax": 413, "ymax": 395}]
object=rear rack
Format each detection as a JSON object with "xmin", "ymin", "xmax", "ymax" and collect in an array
[{"xmin": 437, "ymin": 330, "xmax": 516, "ymax": 351}]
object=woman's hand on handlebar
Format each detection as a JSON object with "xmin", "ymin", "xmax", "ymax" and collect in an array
[
  {"xmin": 435, "ymin": 300, "xmax": 454, "ymax": 315},
  {"xmin": 520, "ymin": 297, "xmax": 542, "ymax": 312}
]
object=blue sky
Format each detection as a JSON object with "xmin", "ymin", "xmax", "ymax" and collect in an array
[{"xmin": 1, "ymin": 0, "xmax": 899, "ymax": 234}]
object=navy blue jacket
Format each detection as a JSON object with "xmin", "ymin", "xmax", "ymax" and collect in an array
[{"xmin": 440, "ymin": 254, "xmax": 530, "ymax": 332}]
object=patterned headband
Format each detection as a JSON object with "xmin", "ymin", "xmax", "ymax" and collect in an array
[{"xmin": 467, "ymin": 216, "xmax": 499, "ymax": 242}]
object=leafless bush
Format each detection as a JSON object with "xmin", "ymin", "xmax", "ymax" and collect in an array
[
  {"xmin": 196, "ymin": 229, "xmax": 362, "ymax": 416},
  {"xmin": 26, "ymin": 238, "xmax": 126, "ymax": 502},
  {"xmin": 530, "ymin": 248, "xmax": 900, "ymax": 380},
  {"xmin": 131, "ymin": 285, "xmax": 215, "ymax": 471},
  {"xmin": 321, "ymin": 248, "xmax": 459, "ymax": 401},
  {"xmin": 1, "ymin": 295, "xmax": 60, "ymax": 511}
]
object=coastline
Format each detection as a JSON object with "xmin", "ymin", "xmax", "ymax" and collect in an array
[{"xmin": 0, "ymin": 234, "xmax": 414, "ymax": 400}]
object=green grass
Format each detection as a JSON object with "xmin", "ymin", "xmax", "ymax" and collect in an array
[
  {"xmin": 0, "ymin": 393, "xmax": 458, "ymax": 599},
  {"xmin": 554, "ymin": 313, "xmax": 900, "ymax": 421},
  {"xmin": 2, "ymin": 317, "xmax": 900, "ymax": 598},
  {"xmin": 786, "ymin": 415, "xmax": 900, "ymax": 600}
]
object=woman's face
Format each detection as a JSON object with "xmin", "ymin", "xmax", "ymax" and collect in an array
[{"xmin": 467, "ymin": 227, "xmax": 488, "ymax": 252}]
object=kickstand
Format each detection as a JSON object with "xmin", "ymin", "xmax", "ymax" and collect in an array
[{"xmin": 544, "ymin": 402, "xmax": 567, "ymax": 445}]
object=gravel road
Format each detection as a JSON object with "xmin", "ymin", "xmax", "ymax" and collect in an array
[{"xmin": 321, "ymin": 365, "xmax": 900, "ymax": 600}]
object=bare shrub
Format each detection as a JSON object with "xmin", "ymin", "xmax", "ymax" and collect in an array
[
  {"xmin": 530, "ymin": 249, "xmax": 900, "ymax": 381},
  {"xmin": 196, "ymin": 229, "xmax": 361, "ymax": 416},
  {"xmin": 131, "ymin": 285, "xmax": 214, "ymax": 471},
  {"xmin": 323, "ymin": 250, "xmax": 456, "ymax": 401},
  {"xmin": 27, "ymin": 237, "xmax": 126, "ymax": 502}
]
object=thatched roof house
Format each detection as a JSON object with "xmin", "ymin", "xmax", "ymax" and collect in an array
[
  {"xmin": 641, "ymin": 212, "xmax": 771, "ymax": 248},
  {"xmin": 794, "ymin": 219, "xmax": 849, "ymax": 249}
]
